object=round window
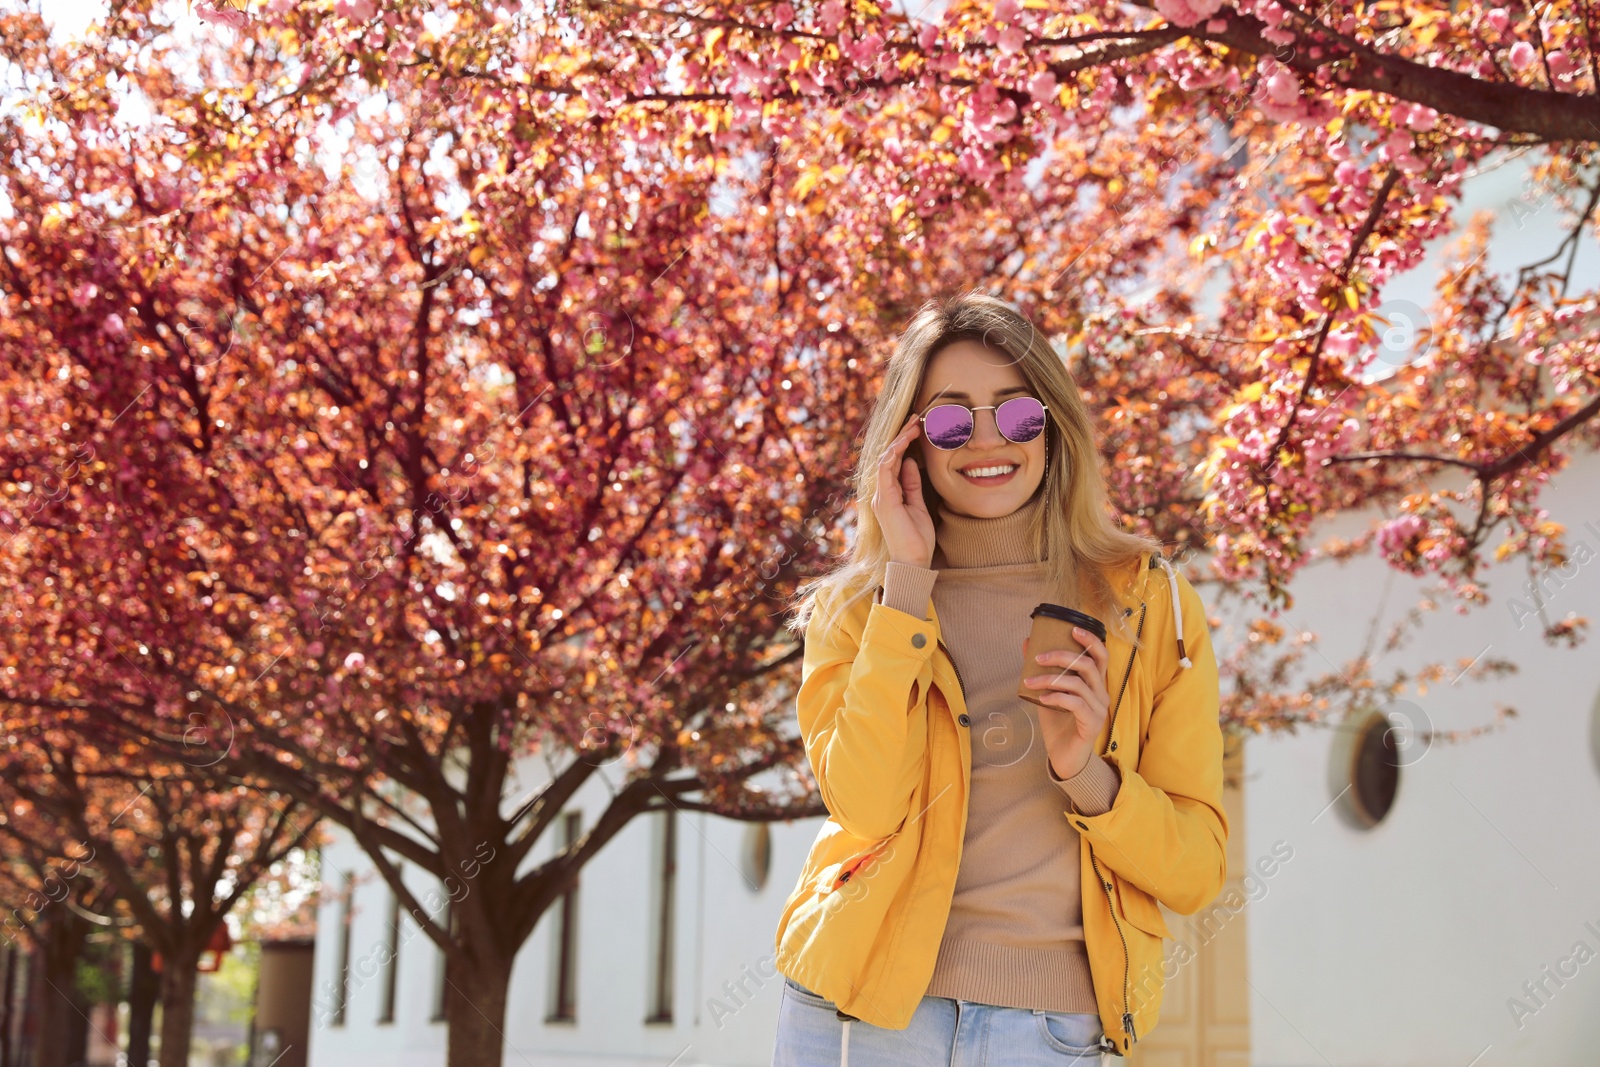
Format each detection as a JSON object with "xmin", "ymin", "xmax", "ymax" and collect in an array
[
  {"xmin": 1344, "ymin": 713, "xmax": 1395, "ymax": 831},
  {"xmin": 740, "ymin": 823, "xmax": 771, "ymax": 892}
]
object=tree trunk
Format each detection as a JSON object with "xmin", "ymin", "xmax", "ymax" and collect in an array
[
  {"xmin": 1, "ymin": 942, "xmax": 17, "ymax": 1067},
  {"xmin": 32, "ymin": 909, "xmax": 89, "ymax": 1067},
  {"xmin": 443, "ymin": 956, "xmax": 513, "ymax": 1067},
  {"xmin": 64, "ymin": 995, "xmax": 90, "ymax": 1067},
  {"xmin": 126, "ymin": 942, "xmax": 159, "ymax": 1067},
  {"xmin": 155, "ymin": 952, "xmax": 199, "ymax": 1067}
]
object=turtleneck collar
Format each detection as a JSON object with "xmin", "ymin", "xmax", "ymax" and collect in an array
[{"xmin": 931, "ymin": 488, "xmax": 1048, "ymax": 569}]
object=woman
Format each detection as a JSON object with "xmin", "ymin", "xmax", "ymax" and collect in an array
[{"xmin": 770, "ymin": 292, "xmax": 1228, "ymax": 1065}]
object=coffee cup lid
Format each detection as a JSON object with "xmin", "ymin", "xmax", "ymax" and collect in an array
[{"xmin": 1029, "ymin": 603, "xmax": 1107, "ymax": 642}]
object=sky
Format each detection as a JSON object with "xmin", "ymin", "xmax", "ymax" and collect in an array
[{"xmin": 35, "ymin": 0, "xmax": 107, "ymax": 42}]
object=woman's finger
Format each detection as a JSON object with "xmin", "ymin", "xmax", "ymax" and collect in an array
[
  {"xmin": 1071, "ymin": 628, "xmax": 1110, "ymax": 677},
  {"xmin": 877, "ymin": 420, "xmax": 917, "ymax": 482},
  {"xmin": 900, "ymin": 456, "xmax": 923, "ymax": 502},
  {"xmin": 1057, "ymin": 656, "xmax": 1108, "ymax": 703},
  {"xmin": 1037, "ymin": 691, "xmax": 1090, "ymax": 716},
  {"xmin": 1027, "ymin": 671, "xmax": 1090, "ymax": 698}
]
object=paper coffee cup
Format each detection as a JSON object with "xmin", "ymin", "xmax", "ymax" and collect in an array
[{"xmin": 1018, "ymin": 603, "xmax": 1107, "ymax": 709}]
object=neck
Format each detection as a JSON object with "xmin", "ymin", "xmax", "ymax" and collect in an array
[{"xmin": 932, "ymin": 490, "xmax": 1048, "ymax": 568}]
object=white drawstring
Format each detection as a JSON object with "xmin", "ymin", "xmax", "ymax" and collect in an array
[
  {"xmin": 841, "ymin": 1018, "xmax": 851, "ymax": 1065},
  {"xmin": 1157, "ymin": 556, "xmax": 1193, "ymax": 669}
]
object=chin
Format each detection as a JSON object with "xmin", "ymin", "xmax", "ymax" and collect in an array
[{"xmin": 937, "ymin": 475, "xmax": 1043, "ymax": 517}]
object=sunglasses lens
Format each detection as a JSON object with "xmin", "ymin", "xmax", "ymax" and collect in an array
[
  {"xmin": 923, "ymin": 405, "xmax": 974, "ymax": 450},
  {"xmin": 997, "ymin": 397, "xmax": 1046, "ymax": 443}
]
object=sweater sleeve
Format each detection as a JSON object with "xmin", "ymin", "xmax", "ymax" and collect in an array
[
  {"xmin": 1047, "ymin": 752, "xmax": 1122, "ymax": 815},
  {"xmin": 882, "ymin": 561, "xmax": 939, "ymax": 620}
]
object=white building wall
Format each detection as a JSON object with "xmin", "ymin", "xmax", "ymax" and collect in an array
[
  {"xmin": 1232, "ymin": 142, "xmax": 1600, "ymax": 1067},
  {"xmin": 1239, "ymin": 445, "xmax": 1600, "ymax": 1067}
]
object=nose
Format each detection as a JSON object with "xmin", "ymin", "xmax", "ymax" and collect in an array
[{"xmin": 966, "ymin": 408, "xmax": 1008, "ymax": 450}]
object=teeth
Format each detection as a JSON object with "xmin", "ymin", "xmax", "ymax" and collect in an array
[{"xmin": 962, "ymin": 464, "xmax": 1017, "ymax": 478}]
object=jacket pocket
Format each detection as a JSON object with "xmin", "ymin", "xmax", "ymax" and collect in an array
[
  {"xmin": 1115, "ymin": 877, "xmax": 1172, "ymax": 940},
  {"xmin": 811, "ymin": 830, "xmax": 900, "ymax": 898}
]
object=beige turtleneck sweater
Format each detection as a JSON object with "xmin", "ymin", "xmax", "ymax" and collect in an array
[{"xmin": 879, "ymin": 489, "xmax": 1121, "ymax": 1014}]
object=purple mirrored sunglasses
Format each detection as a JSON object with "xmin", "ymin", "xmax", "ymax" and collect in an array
[{"xmin": 918, "ymin": 395, "xmax": 1050, "ymax": 451}]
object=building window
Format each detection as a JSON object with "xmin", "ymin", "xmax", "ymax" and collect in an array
[
  {"xmin": 378, "ymin": 874, "xmax": 402, "ymax": 1024},
  {"xmin": 646, "ymin": 808, "xmax": 676, "ymax": 1023},
  {"xmin": 740, "ymin": 823, "xmax": 771, "ymax": 893},
  {"xmin": 1589, "ymin": 684, "xmax": 1600, "ymax": 779},
  {"xmin": 333, "ymin": 871, "xmax": 355, "ymax": 1026},
  {"xmin": 430, "ymin": 900, "xmax": 451, "ymax": 1023},
  {"xmin": 546, "ymin": 810, "xmax": 581, "ymax": 1023},
  {"xmin": 1338, "ymin": 709, "xmax": 1401, "ymax": 827}
]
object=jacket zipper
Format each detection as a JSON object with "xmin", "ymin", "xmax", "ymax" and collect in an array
[
  {"xmin": 936, "ymin": 637, "xmax": 967, "ymax": 701},
  {"xmin": 1089, "ymin": 599, "xmax": 1146, "ymax": 1048}
]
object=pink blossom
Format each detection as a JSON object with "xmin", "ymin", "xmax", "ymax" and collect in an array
[
  {"xmin": 1303, "ymin": 417, "xmax": 1359, "ymax": 463},
  {"xmin": 1324, "ymin": 329, "xmax": 1359, "ymax": 359},
  {"xmin": 334, "ymin": 0, "xmax": 376, "ymax": 21},
  {"xmin": 998, "ymin": 26, "xmax": 1026, "ymax": 54},
  {"xmin": 994, "ymin": 0, "xmax": 1022, "ymax": 21},
  {"xmin": 771, "ymin": 2, "xmax": 795, "ymax": 29},
  {"xmin": 732, "ymin": 92, "xmax": 762, "ymax": 125},
  {"xmin": 958, "ymin": 145, "xmax": 1000, "ymax": 183},
  {"xmin": 1154, "ymin": 0, "xmax": 1225, "ymax": 26},
  {"xmin": 918, "ymin": 22, "xmax": 940, "ymax": 51},
  {"xmin": 845, "ymin": 30, "xmax": 885, "ymax": 64},
  {"xmin": 1485, "ymin": 8, "xmax": 1509, "ymax": 33},
  {"xmin": 1382, "ymin": 128, "xmax": 1413, "ymax": 162},
  {"xmin": 196, "ymin": 2, "xmax": 250, "ymax": 27},
  {"xmin": 1377, "ymin": 516, "xmax": 1427, "ymax": 559},
  {"xmin": 1547, "ymin": 50, "xmax": 1576, "ymax": 78},
  {"xmin": 344, "ymin": 652, "xmax": 366, "ymax": 670},
  {"xmin": 818, "ymin": 0, "xmax": 846, "ymax": 34},
  {"xmin": 102, "ymin": 313, "xmax": 126, "ymax": 338},
  {"xmin": 1508, "ymin": 41, "xmax": 1537, "ymax": 71},
  {"xmin": 1265, "ymin": 69, "xmax": 1299, "ymax": 105},
  {"xmin": 1029, "ymin": 69, "xmax": 1058, "ymax": 105},
  {"xmin": 1403, "ymin": 103, "xmax": 1438, "ymax": 131}
]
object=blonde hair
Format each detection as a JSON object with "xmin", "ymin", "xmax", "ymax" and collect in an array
[{"xmin": 787, "ymin": 289, "xmax": 1161, "ymax": 644}]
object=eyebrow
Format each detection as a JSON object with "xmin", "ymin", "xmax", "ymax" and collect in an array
[{"xmin": 921, "ymin": 384, "xmax": 1033, "ymax": 405}]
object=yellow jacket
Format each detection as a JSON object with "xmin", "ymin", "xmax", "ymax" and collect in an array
[{"xmin": 773, "ymin": 550, "xmax": 1228, "ymax": 1056}]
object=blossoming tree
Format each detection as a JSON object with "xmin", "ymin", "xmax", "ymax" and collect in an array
[{"xmin": 4, "ymin": 0, "xmax": 1599, "ymax": 1063}]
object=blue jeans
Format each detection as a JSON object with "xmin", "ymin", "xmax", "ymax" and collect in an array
[{"xmin": 773, "ymin": 974, "xmax": 1108, "ymax": 1066}]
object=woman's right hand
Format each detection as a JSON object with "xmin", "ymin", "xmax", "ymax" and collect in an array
[{"xmin": 872, "ymin": 415, "xmax": 936, "ymax": 569}]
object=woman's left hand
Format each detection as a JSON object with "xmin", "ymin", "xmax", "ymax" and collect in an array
[{"xmin": 1022, "ymin": 627, "xmax": 1111, "ymax": 779}]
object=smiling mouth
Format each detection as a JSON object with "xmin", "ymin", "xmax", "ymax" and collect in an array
[{"xmin": 959, "ymin": 463, "xmax": 1019, "ymax": 484}]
